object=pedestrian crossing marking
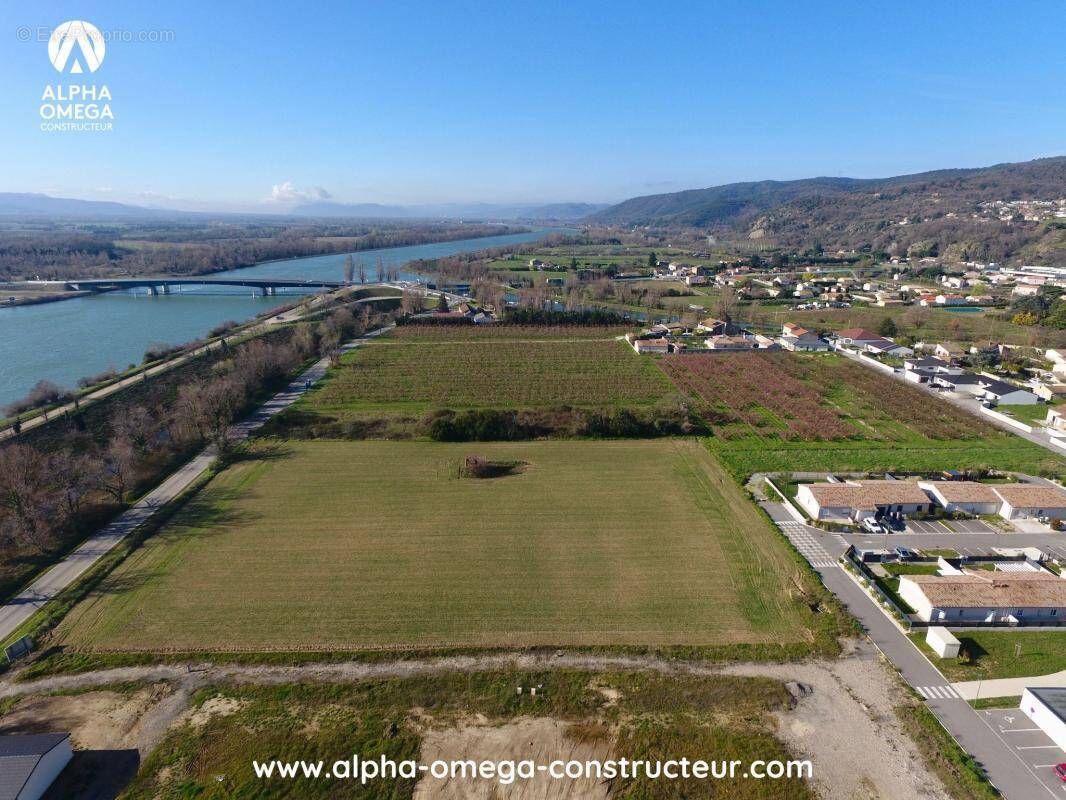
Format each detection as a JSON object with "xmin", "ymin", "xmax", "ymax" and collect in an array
[{"xmin": 915, "ymin": 685, "xmax": 961, "ymax": 700}]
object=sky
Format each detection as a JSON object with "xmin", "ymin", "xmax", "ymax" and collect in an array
[{"xmin": 1, "ymin": 0, "xmax": 1065, "ymax": 211}]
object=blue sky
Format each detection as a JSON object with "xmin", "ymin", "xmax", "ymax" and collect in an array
[{"xmin": 2, "ymin": 0, "xmax": 1064, "ymax": 210}]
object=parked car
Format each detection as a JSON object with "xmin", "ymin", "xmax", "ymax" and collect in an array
[
  {"xmin": 895, "ymin": 547, "xmax": 916, "ymax": 560},
  {"xmin": 1053, "ymin": 763, "xmax": 1066, "ymax": 782},
  {"xmin": 861, "ymin": 518, "xmax": 884, "ymax": 534},
  {"xmin": 303, "ymin": 379, "xmax": 312, "ymax": 390}
]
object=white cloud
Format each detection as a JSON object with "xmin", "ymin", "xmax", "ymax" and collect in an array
[{"xmin": 268, "ymin": 181, "xmax": 331, "ymax": 204}]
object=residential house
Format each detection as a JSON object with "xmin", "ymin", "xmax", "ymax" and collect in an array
[
  {"xmin": 918, "ymin": 481, "xmax": 1002, "ymax": 516},
  {"xmin": 795, "ymin": 480, "xmax": 932, "ymax": 522},
  {"xmin": 935, "ymin": 342, "xmax": 966, "ymax": 361},
  {"xmin": 834, "ymin": 328, "xmax": 885, "ymax": 349},
  {"xmin": 698, "ymin": 318, "xmax": 746, "ymax": 336},
  {"xmin": 631, "ymin": 338, "xmax": 671, "ymax": 355},
  {"xmin": 992, "ymin": 484, "xmax": 1066, "ymax": 521},
  {"xmin": 935, "ymin": 294, "xmax": 966, "ymax": 306},
  {"xmin": 979, "ymin": 378, "xmax": 1039, "ymax": 405},
  {"xmin": 931, "ymin": 372, "xmax": 986, "ymax": 395},
  {"xmin": 898, "ymin": 570, "xmax": 1066, "ymax": 623},
  {"xmin": 1035, "ymin": 384, "xmax": 1066, "ymax": 403},
  {"xmin": 705, "ymin": 334, "xmax": 759, "ymax": 351},
  {"xmin": 865, "ymin": 338, "xmax": 914, "ymax": 358}
]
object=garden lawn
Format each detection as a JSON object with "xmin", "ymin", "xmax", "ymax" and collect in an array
[
  {"xmin": 911, "ymin": 630, "xmax": 1066, "ymax": 682},
  {"xmin": 55, "ymin": 439, "xmax": 813, "ymax": 651}
]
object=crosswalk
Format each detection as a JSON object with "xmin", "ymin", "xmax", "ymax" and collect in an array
[
  {"xmin": 915, "ymin": 684, "xmax": 962, "ymax": 701},
  {"xmin": 776, "ymin": 521, "xmax": 838, "ymax": 569}
]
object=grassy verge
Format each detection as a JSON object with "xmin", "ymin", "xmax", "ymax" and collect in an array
[
  {"xmin": 895, "ymin": 703, "xmax": 1000, "ymax": 800},
  {"xmin": 970, "ymin": 696, "xmax": 1022, "ymax": 710}
]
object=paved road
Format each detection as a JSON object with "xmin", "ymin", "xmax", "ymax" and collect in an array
[
  {"xmin": 764, "ymin": 501, "xmax": 1060, "ymax": 799},
  {"xmin": 0, "ymin": 325, "xmax": 393, "ymax": 643}
]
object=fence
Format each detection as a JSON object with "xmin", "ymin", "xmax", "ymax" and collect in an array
[{"xmin": 979, "ymin": 406, "xmax": 1034, "ymax": 433}]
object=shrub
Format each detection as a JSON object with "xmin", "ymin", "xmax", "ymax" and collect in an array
[{"xmin": 4, "ymin": 380, "xmax": 72, "ymax": 416}]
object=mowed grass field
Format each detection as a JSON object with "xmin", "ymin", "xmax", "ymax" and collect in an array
[
  {"xmin": 56, "ymin": 439, "xmax": 809, "ymax": 651},
  {"xmin": 306, "ymin": 330, "xmax": 674, "ymax": 414}
]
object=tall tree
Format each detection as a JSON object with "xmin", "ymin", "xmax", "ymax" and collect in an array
[{"xmin": 343, "ymin": 254, "xmax": 355, "ymax": 284}]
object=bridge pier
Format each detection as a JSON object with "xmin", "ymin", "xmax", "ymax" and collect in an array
[
  {"xmin": 160, "ymin": 284, "xmax": 171, "ymax": 295},
  {"xmin": 148, "ymin": 285, "xmax": 158, "ymax": 296},
  {"xmin": 266, "ymin": 286, "xmax": 276, "ymax": 296}
]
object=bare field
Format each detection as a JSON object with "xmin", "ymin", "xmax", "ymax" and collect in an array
[{"xmin": 55, "ymin": 439, "xmax": 809, "ymax": 652}]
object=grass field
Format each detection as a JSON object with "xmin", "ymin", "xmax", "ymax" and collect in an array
[
  {"xmin": 56, "ymin": 439, "xmax": 815, "ymax": 651},
  {"xmin": 911, "ymin": 630, "xmax": 1066, "ymax": 681},
  {"xmin": 306, "ymin": 334, "xmax": 675, "ymax": 414}
]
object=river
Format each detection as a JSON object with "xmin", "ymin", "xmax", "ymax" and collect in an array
[{"xmin": 0, "ymin": 228, "xmax": 565, "ymax": 407}]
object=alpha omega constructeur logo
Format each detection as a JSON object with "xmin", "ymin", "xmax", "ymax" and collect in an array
[
  {"xmin": 40, "ymin": 20, "xmax": 113, "ymax": 132},
  {"xmin": 48, "ymin": 20, "xmax": 106, "ymax": 73}
]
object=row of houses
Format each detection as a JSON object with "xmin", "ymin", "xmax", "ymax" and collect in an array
[
  {"xmin": 797, "ymin": 479, "xmax": 1066, "ymax": 523},
  {"xmin": 832, "ymin": 328, "xmax": 914, "ymax": 358}
]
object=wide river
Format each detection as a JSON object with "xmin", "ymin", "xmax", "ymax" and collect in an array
[{"xmin": 0, "ymin": 228, "xmax": 564, "ymax": 407}]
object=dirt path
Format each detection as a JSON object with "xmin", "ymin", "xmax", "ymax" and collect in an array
[{"xmin": 2, "ymin": 644, "xmax": 947, "ymax": 800}]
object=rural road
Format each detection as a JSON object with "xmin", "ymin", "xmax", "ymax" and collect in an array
[
  {"xmin": 0, "ymin": 324, "xmax": 393, "ymax": 644},
  {"xmin": 763, "ymin": 501, "xmax": 1060, "ymax": 800}
]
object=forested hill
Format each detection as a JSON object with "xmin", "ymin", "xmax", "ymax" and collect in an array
[{"xmin": 591, "ymin": 157, "xmax": 1066, "ymax": 264}]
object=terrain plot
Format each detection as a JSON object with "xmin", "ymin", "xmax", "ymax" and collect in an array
[{"xmin": 56, "ymin": 439, "xmax": 809, "ymax": 651}]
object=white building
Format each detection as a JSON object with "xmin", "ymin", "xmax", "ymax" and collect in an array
[
  {"xmin": 0, "ymin": 734, "xmax": 73, "ymax": 800},
  {"xmin": 795, "ymin": 480, "xmax": 932, "ymax": 522},
  {"xmin": 926, "ymin": 626, "xmax": 961, "ymax": 658},
  {"xmin": 918, "ymin": 481, "xmax": 1002, "ymax": 516},
  {"xmin": 1022, "ymin": 688, "xmax": 1066, "ymax": 751},
  {"xmin": 898, "ymin": 570, "xmax": 1066, "ymax": 623},
  {"xmin": 993, "ymin": 484, "xmax": 1066, "ymax": 521}
]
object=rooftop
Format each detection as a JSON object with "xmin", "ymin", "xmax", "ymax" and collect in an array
[
  {"xmin": 803, "ymin": 480, "xmax": 930, "ymax": 512},
  {"xmin": 836, "ymin": 328, "xmax": 881, "ymax": 340},
  {"xmin": 922, "ymin": 481, "xmax": 1000, "ymax": 504},
  {"xmin": 903, "ymin": 570, "xmax": 1066, "ymax": 609},
  {"xmin": 993, "ymin": 484, "xmax": 1066, "ymax": 510}
]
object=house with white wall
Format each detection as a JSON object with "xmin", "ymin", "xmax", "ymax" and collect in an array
[
  {"xmin": 795, "ymin": 480, "xmax": 932, "ymax": 522},
  {"xmin": 918, "ymin": 481, "xmax": 1001, "ymax": 515},
  {"xmin": 898, "ymin": 570, "xmax": 1066, "ymax": 623},
  {"xmin": 992, "ymin": 484, "xmax": 1066, "ymax": 520}
]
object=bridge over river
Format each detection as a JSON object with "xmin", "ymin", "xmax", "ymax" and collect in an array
[{"xmin": 62, "ymin": 277, "xmax": 346, "ymax": 296}]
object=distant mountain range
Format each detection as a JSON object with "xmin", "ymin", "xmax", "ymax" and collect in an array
[
  {"xmin": 0, "ymin": 193, "xmax": 606, "ymax": 222},
  {"xmin": 290, "ymin": 200, "xmax": 607, "ymax": 220},
  {"xmin": 591, "ymin": 157, "xmax": 1066, "ymax": 265}
]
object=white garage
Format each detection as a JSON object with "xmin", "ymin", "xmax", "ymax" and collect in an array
[{"xmin": 1021, "ymin": 687, "xmax": 1066, "ymax": 751}]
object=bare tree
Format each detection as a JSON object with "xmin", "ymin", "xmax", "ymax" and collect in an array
[
  {"xmin": 0, "ymin": 444, "xmax": 54, "ymax": 547},
  {"xmin": 714, "ymin": 287, "xmax": 740, "ymax": 323},
  {"xmin": 376, "ymin": 258, "xmax": 386, "ymax": 282},
  {"xmin": 343, "ymin": 254, "xmax": 355, "ymax": 284},
  {"xmin": 101, "ymin": 433, "xmax": 138, "ymax": 506},
  {"xmin": 357, "ymin": 259, "xmax": 367, "ymax": 283}
]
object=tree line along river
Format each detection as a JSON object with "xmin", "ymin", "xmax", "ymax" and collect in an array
[{"xmin": 0, "ymin": 228, "xmax": 565, "ymax": 408}]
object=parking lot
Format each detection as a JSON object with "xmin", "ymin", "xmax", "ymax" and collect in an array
[{"xmin": 979, "ymin": 708, "xmax": 1066, "ymax": 795}]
